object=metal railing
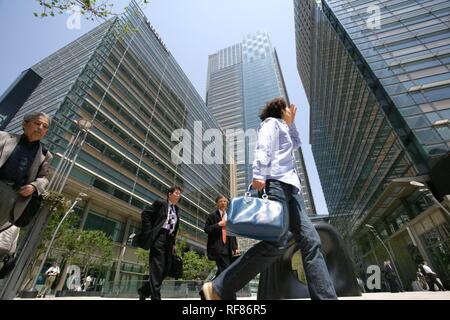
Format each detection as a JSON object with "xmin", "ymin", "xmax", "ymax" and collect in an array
[{"xmin": 102, "ymin": 279, "xmax": 252, "ymax": 299}]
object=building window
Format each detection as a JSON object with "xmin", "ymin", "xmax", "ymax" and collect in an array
[{"xmin": 84, "ymin": 212, "xmax": 125, "ymax": 242}]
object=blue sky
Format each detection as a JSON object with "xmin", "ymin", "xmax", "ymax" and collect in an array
[{"xmin": 0, "ymin": 0, "xmax": 330, "ymax": 215}]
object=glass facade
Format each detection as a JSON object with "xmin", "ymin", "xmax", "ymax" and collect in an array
[
  {"xmin": 295, "ymin": 0, "xmax": 449, "ymax": 237},
  {"xmin": 206, "ymin": 43, "xmax": 247, "ymax": 194},
  {"xmin": 241, "ymin": 31, "xmax": 291, "ymax": 185},
  {"xmin": 294, "ymin": 148, "xmax": 317, "ymax": 215},
  {"xmin": 324, "ymin": 0, "xmax": 450, "ymax": 163},
  {"xmin": 295, "ymin": 0, "xmax": 450, "ymax": 288}
]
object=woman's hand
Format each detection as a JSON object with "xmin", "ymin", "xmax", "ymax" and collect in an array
[
  {"xmin": 282, "ymin": 104, "xmax": 297, "ymax": 126},
  {"xmin": 252, "ymin": 179, "xmax": 266, "ymax": 191}
]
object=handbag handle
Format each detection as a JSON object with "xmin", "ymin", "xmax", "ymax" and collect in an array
[{"xmin": 245, "ymin": 184, "xmax": 269, "ymax": 201}]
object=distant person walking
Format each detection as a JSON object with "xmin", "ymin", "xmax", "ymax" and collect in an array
[
  {"xmin": 383, "ymin": 260, "xmax": 403, "ymax": 293},
  {"xmin": 135, "ymin": 186, "xmax": 182, "ymax": 300},
  {"xmin": 419, "ymin": 261, "xmax": 445, "ymax": 291},
  {"xmin": 38, "ymin": 261, "xmax": 60, "ymax": 298}
]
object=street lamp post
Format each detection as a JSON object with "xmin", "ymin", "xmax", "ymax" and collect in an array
[
  {"xmin": 410, "ymin": 181, "xmax": 450, "ymax": 221},
  {"xmin": 365, "ymin": 224, "xmax": 404, "ymax": 291},
  {"xmin": 25, "ymin": 192, "xmax": 88, "ymax": 297},
  {"xmin": 49, "ymin": 118, "xmax": 93, "ymax": 193},
  {"xmin": 114, "ymin": 233, "xmax": 136, "ymax": 295}
]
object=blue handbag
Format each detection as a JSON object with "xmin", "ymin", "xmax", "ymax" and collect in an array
[{"xmin": 227, "ymin": 186, "xmax": 287, "ymax": 242}]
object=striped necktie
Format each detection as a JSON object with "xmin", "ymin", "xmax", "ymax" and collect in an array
[{"xmin": 168, "ymin": 204, "xmax": 176, "ymax": 233}]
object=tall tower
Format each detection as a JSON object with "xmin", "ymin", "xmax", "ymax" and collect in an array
[
  {"xmin": 207, "ymin": 31, "xmax": 318, "ymax": 252},
  {"xmin": 295, "ymin": 0, "xmax": 450, "ymax": 284}
]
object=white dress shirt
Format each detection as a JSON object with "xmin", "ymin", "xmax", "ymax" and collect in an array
[{"xmin": 252, "ymin": 117, "xmax": 301, "ymax": 193}]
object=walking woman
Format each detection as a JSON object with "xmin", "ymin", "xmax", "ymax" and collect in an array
[{"xmin": 200, "ymin": 97, "xmax": 337, "ymax": 300}]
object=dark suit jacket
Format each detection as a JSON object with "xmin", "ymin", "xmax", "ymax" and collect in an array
[
  {"xmin": 137, "ymin": 200, "xmax": 180, "ymax": 250},
  {"xmin": 204, "ymin": 210, "xmax": 238, "ymax": 261},
  {"xmin": 383, "ymin": 264, "xmax": 395, "ymax": 280}
]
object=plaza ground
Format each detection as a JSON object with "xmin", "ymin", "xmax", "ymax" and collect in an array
[{"xmin": 15, "ymin": 291, "xmax": 450, "ymax": 300}]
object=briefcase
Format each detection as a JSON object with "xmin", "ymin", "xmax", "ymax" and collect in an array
[
  {"xmin": 168, "ymin": 254, "xmax": 183, "ymax": 279},
  {"xmin": 227, "ymin": 186, "xmax": 287, "ymax": 242}
]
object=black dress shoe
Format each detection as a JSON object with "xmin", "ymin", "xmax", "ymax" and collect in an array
[{"xmin": 138, "ymin": 288, "xmax": 146, "ymax": 300}]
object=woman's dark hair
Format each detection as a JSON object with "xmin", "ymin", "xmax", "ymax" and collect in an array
[{"xmin": 259, "ymin": 97, "xmax": 287, "ymax": 121}]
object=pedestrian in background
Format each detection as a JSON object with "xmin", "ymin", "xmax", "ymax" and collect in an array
[
  {"xmin": 204, "ymin": 195, "xmax": 239, "ymax": 279},
  {"xmin": 135, "ymin": 186, "xmax": 182, "ymax": 300},
  {"xmin": 419, "ymin": 261, "xmax": 445, "ymax": 291},
  {"xmin": 383, "ymin": 260, "xmax": 403, "ymax": 293},
  {"xmin": 37, "ymin": 261, "xmax": 60, "ymax": 298}
]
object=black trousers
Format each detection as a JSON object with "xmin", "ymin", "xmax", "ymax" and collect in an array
[
  {"xmin": 214, "ymin": 253, "xmax": 236, "ymax": 299},
  {"xmin": 214, "ymin": 253, "xmax": 231, "ymax": 278},
  {"xmin": 426, "ymin": 274, "xmax": 445, "ymax": 291},
  {"xmin": 148, "ymin": 230, "xmax": 174, "ymax": 300}
]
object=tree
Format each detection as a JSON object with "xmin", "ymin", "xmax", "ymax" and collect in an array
[
  {"xmin": 20, "ymin": 191, "xmax": 74, "ymax": 290},
  {"xmin": 20, "ymin": 191, "xmax": 115, "ymax": 292},
  {"xmin": 34, "ymin": 0, "xmax": 150, "ymax": 20},
  {"xmin": 135, "ymin": 248, "xmax": 149, "ymax": 274},
  {"xmin": 180, "ymin": 251, "xmax": 215, "ymax": 280},
  {"xmin": 134, "ymin": 237, "xmax": 215, "ymax": 280},
  {"xmin": 74, "ymin": 230, "xmax": 114, "ymax": 274},
  {"xmin": 51, "ymin": 229, "xmax": 114, "ymax": 291},
  {"xmin": 175, "ymin": 237, "xmax": 215, "ymax": 280}
]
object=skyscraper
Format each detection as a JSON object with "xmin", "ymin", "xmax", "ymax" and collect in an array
[
  {"xmin": 3, "ymin": 2, "xmax": 229, "ymax": 292},
  {"xmin": 295, "ymin": 0, "xmax": 450, "ymax": 286},
  {"xmin": 206, "ymin": 31, "xmax": 317, "ymax": 256}
]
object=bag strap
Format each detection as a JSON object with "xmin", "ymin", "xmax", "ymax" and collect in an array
[{"xmin": 245, "ymin": 184, "xmax": 268, "ymax": 199}]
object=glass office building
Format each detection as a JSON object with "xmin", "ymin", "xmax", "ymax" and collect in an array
[
  {"xmin": 207, "ymin": 31, "xmax": 316, "ymax": 211},
  {"xmin": 207, "ymin": 31, "xmax": 317, "ymax": 256},
  {"xmin": 294, "ymin": 148, "xmax": 317, "ymax": 215},
  {"xmin": 4, "ymin": 3, "xmax": 229, "ymax": 292},
  {"xmin": 295, "ymin": 0, "xmax": 450, "ymax": 288}
]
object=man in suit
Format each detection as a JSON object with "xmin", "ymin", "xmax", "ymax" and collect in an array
[
  {"xmin": 383, "ymin": 260, "xmax": 403, "ymax": 292},
  {"xmin": 136, "ymin": 186, "xmax": 182, "ymax": 300},
  {"xmin": 204, "ymin": 195, "xmax": 238, "ymax": 279},
  {"xmin": 0, "ymin": 112, "xmax": 52, "ymax": 227}
]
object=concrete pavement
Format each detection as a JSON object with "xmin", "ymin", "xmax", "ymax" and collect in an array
[{"xmin": 15, "ymin": 291, "xmax": 450, "ymax": 300}]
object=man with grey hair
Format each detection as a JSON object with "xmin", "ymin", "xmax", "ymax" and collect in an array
[{"xmin": 0, "ymin": 112, "xmax": 52, "ymax": 228}]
